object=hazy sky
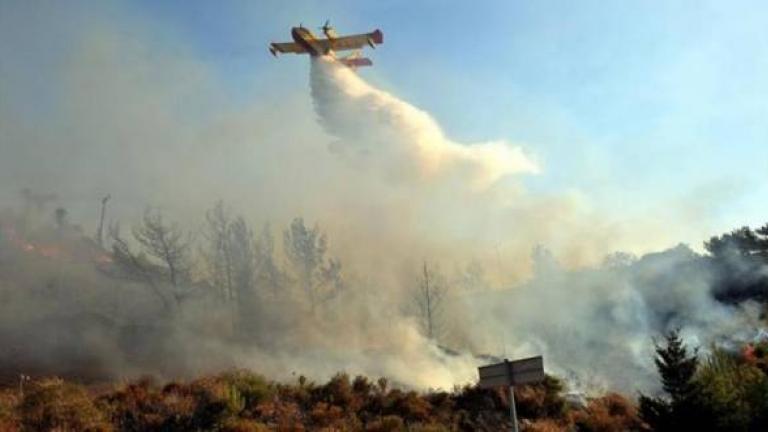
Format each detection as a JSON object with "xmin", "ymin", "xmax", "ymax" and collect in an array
[
  {"xmin": 131, "ymin": 0, "xmax": 768, "ymax": 223},
  {"xmin": 2, "ymin": 0, "xmax": 767, "ymax": 251}
]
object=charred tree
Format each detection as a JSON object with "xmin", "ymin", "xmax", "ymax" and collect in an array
[
  {"xmin": 132, "ymin": 208, "xmax": 191, "ymax": 293},
  {"xmin": 412, "ymin": 261, "xmax": 446, "ymax": 341},
  {"xmin": 108, "ymin": 223, "xmax": 172, "ymax": 312},
  {"xmin": 203, "ymin": 201, "xmax": 235, "ymax": 302},
  {"xmin": 105, "ymin": 209, "xmax": 192, "ymax": 310},
  {"xmin": 254, "ymin": 223, "xmax": 286, "ymax": 297},
  {"xmin": 283, "ymin": 217, "xmax": 343, "ymax": 312}
]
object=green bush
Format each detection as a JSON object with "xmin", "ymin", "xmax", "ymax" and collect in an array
[
  {"xmin": 697, "ymin": 348, "xmax": 768, "ymax": 431},
  {"xmin": 217, "ymin": 370, "xmax": 274, "ymax": 408}
]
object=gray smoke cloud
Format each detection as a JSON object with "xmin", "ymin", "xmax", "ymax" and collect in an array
[
  {"xmin": 303, "ymin": 57, "xmax": 763, "ymax": 393},
  {"xmin": 464, "ymin": 247, "xmax": 763, "ymax": 393}
]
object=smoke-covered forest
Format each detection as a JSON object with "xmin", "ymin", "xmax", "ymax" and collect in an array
[
  {"xmin": 2, "ymin": 50, "xmax": 768, "ymax": 432},
  {"xmin": 1, "ymin": 192, "xmax": 768, "ymax": 430}
]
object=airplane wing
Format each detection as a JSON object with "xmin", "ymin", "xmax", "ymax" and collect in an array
[
  {"xmin": 318, "ymin": 30, "xmax": 384, "ymax": 52},
  {"xmin": 270, "ymin": 42, "xmax": 307, "ymax": 55}
]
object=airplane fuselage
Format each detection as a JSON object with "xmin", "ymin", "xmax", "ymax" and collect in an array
[
  {"xmin": 291, "ymin": 27, "xmax": 328, "ymax": 56},
  {"xmin": 270, "ymin": 22, "xmax": 380, "ymax": 69}
]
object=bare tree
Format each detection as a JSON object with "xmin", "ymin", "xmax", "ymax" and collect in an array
[
  {"xmin": 413, "ymin": 261, "xmax": 447, "ymax": 341},
  {"xmin": 229, "ymin": 217, "xmax": 256, "ymax": 303},
  {"xmin": 202, "ymin": 202, "xmax": 260, "ymax": 301},
  {"xmin": 229, "ymin": 216, "xmax": 259, "ymax": 335},
  {"xmin": 129, "ymin": 208, "xmax": 192, "ymax": 305},
  {"xmin": 108, "ymin": 222, "xmax": 172, "ymax": 312},
  {"xmin": 283, "ymin": 217, "xmax": 343, "ymax": 311},
  {"xmin": 201, "ymin": 202, "xmax": 261, "ymax": 335},
  {"xmin": 203, "ymin": 201, "xmax": 235, "ymax": 302},
  {"xmin": 54, "ymin": 207, "xmax": 68, "ymax": 230},
  {"xmin": 254, "ymin": 223, "xmax": 285, "ymax": 297},
  {"xmin": 455, "ymin": 260, "xmax": 488, "ymax": 291},
  {"xmin": 132, "ymin": 209, "xmax": 190, "ymax": 288}
]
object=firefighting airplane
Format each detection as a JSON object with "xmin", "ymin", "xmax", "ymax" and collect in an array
[{"xmin": 269, "ymin": 20, "xmax": 383, "ymax": 68}]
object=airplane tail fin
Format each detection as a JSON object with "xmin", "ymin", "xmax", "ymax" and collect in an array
[{"xmin": 370, "ymin": 29, "xmax": 383, "ymax": 44}]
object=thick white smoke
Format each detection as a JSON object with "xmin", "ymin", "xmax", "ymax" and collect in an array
[{"xmin": 310, "ymin": 56, "xmax": 538, "ymax": 190}]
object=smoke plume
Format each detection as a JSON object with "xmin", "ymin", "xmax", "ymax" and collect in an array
[{"xmin": 310, "ymin": 56, "xmax": 538, "ymax": 190}]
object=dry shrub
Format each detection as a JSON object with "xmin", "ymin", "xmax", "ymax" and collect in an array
[
  {"xmin": 424, "ymin": 391, "xmax": 454, "ymax": 425},
  {"xmin": 569, "ymin": 393, "xmax": 643, "ymax": 432},
  {"xmin": 2, "ymin": 371, "xmax": 579, "ymax": 431},
  {"xmin": 382, "ymin": 389, "xmax": 432, "ymax": 422},
  {"xmin": 524, "ymin": 418, "xmax": 568, "ymax": 432},
  {"xmin": 99, "ymin": 378, "xmax": 194, "ymax": 430},
  {"xmin": 19, "ymin": 378, "xmax": 111, "ymax": 432},
  {"xmin": 187, "ymin": 378, "xmax": 244, "ymax": 429},
  {"xmin": 319, "ymin": 373, "xmax": 355, "ymax": 409},
  {"xmin": 453, "ymin": 385, "xmax": 504, "ymax": 412},
  {"xmin": 275, "ymin": 380, "xmax": 313, "ymax": 411},
  {"xmin": 365, "ymin": 415, "xmax": 405, "ymax": 432},
  {"xmin": 309, "ymin": 402, "xmax": 345, "ymax": 427},
  {"xmin": 0, "ymin": 389, "xmax": 20, "ymax": 432},
  {"xmin": 409, "ymin": 423, "xmax": 450, "ymax": 432},
  {"xmin": 103, "ymin": 377, "xmax": 239, "ymax": 431},
  {"xmin": 452, "ymin": 385, "xmax": 510, "ymax": 431},
  {"xmin": 100, "ymin": 375, "xmax": 255, "ymax": 431},
  {"xmin": 352, "ymin": 376, "xmax": 373, "ymax": 398},
  {"xmin": 219, "ymin": 417, "xmax": 271, "ymax": 432},
  {"xmin": 515, "ymin": 376, "xmax": 567, "ymax": 420},
  {"xmin": 254, "ymin": 400, "xmax": 304, "ymax": 430}
]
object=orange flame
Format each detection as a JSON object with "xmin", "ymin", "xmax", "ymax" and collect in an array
[
  {"xmin": 743, "ymin": 344, "xmax": 757, "ymax": 363},
  {"xmin": 2, "ymin": 223, "xmax": 111, "ymax": 264}
]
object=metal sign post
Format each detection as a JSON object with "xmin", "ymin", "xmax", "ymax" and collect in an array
[
  {"xmin": 478, "ymin": 356, "xmax": 544, "ymax": 432},
  {"xmin": 510, "ymin": 385, "xmax": 518, "ymax": 432}
]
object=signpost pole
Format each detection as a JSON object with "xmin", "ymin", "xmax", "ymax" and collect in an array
[{"xmin": 509, "ymin": 385, "xmax": 519, "ymax": 432}]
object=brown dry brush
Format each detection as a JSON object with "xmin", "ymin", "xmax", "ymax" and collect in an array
[{"xmin": 0, "ymin": 370, "xmax": 645, "ymax": 432}]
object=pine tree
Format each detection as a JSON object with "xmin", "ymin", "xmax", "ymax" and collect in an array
[
  {"xmin": 639, "ymin": 329, "xmax": 712, "ymax": 431},
  {"xmin": 655, "ymin": 330, "xmax": 699, "ymax": 404}
]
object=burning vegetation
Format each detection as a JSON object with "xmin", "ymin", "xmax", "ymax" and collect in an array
[
  {"xmin": 1, "ymin": 192, "xmax": 768, "ymax": 430},
  {"xmin": 1, "ymin": 334, "xmax": 767, "ymax": 431},
  {"xmin": 0, "ymin": 369, "xmax": 637, "ymax": 431}
]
